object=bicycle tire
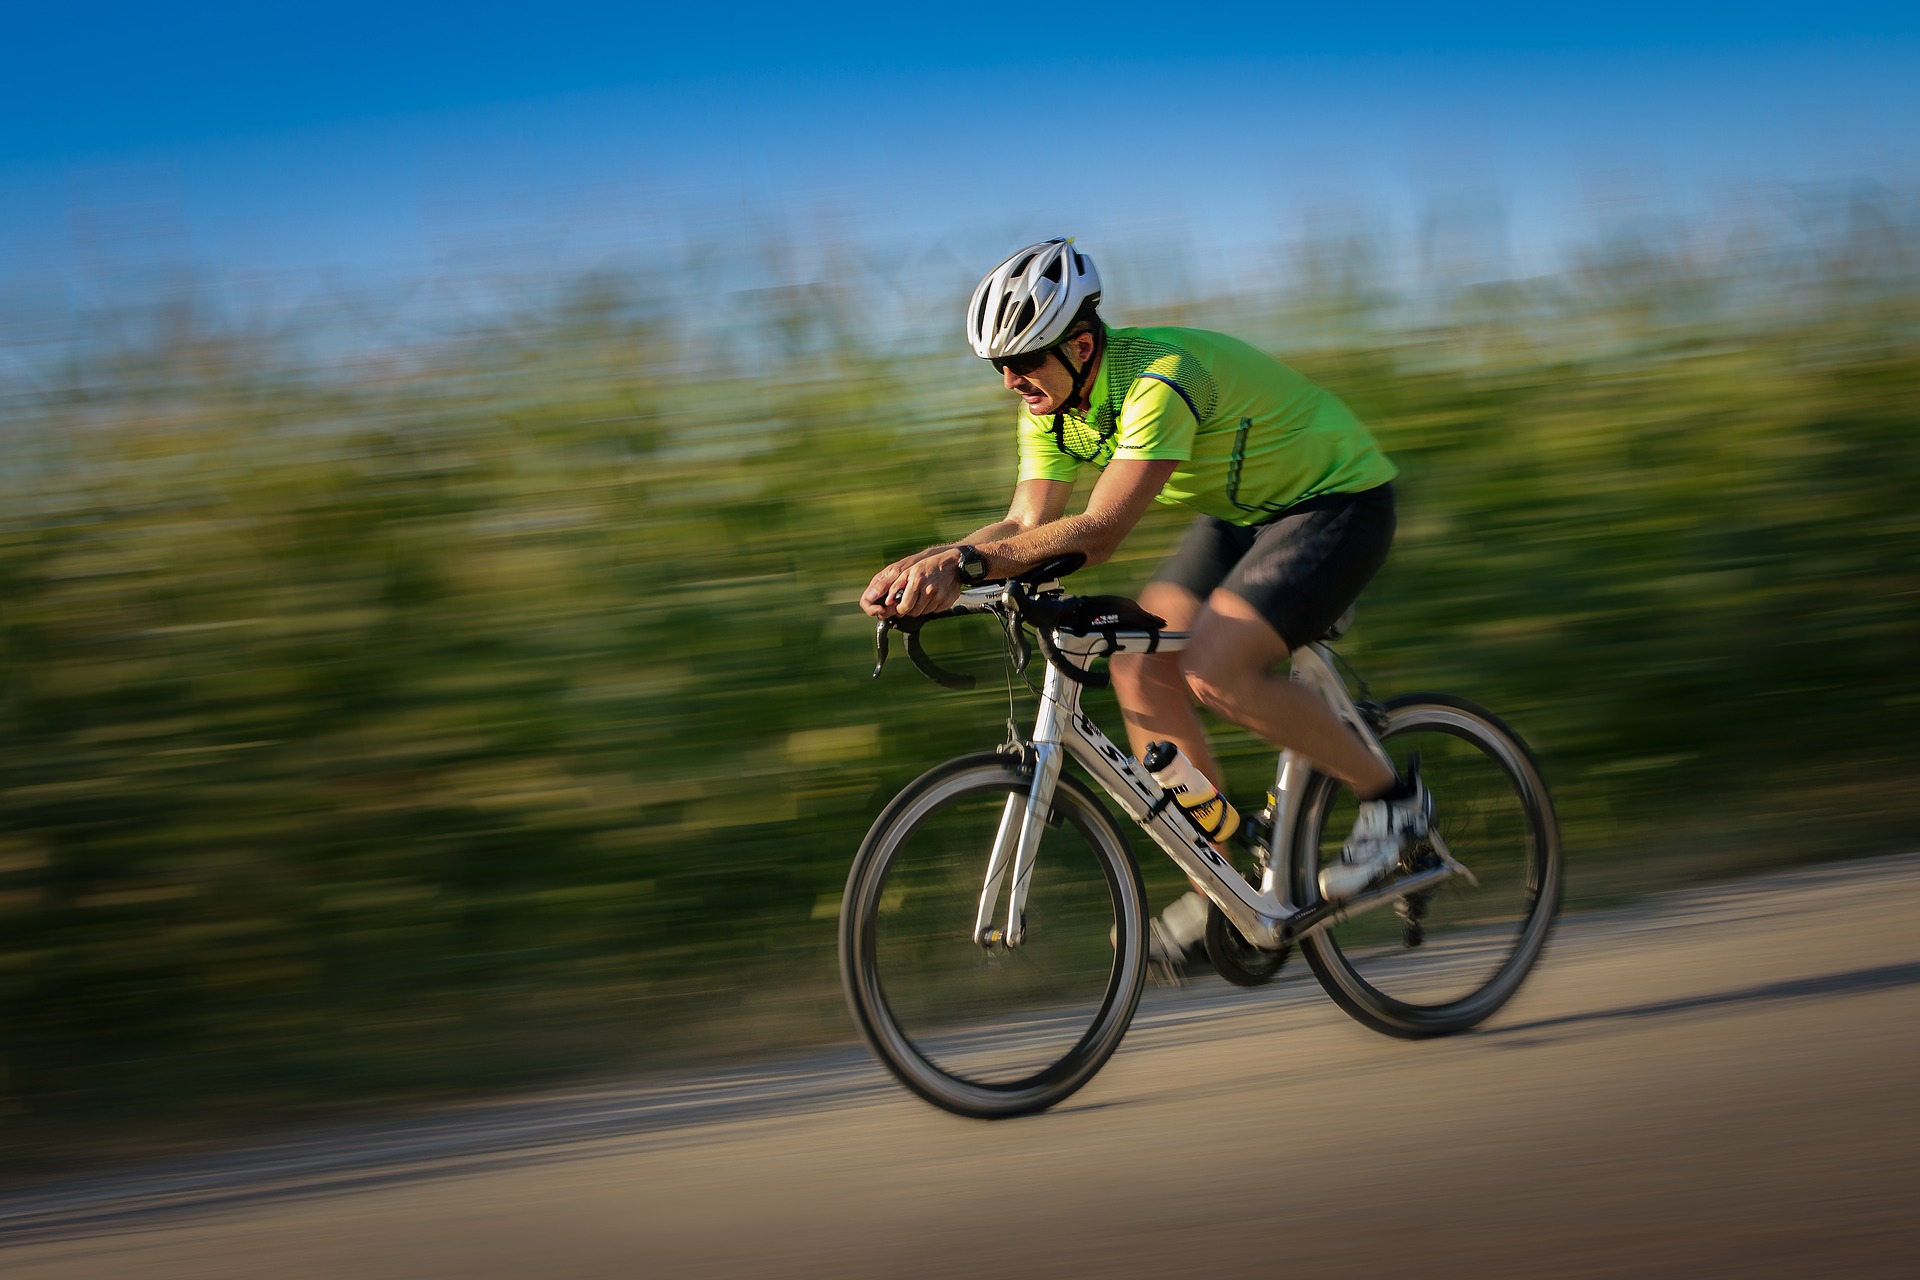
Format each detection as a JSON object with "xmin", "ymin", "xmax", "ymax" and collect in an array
[
  {"xmin": 1294, "ymin": 694, "xmax": 1562, "ymax": 1038},
  {"xmin": 839, "ymin": 754, "xmax": 1149, "ymax": 1119}
]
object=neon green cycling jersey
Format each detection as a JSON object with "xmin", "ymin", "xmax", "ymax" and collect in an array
[{"xmin": 1015, "ymin": 326, "xmax": 1396, "ymax": 524}]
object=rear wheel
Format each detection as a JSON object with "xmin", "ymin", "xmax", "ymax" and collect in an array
[
  {"xmin": 840, "ymin": 755, "xmax": 1148, "ymax": 1118},
  {"xmin": 1295, "ymin": 695, "xmax": 1562, "ymax": 1038}
]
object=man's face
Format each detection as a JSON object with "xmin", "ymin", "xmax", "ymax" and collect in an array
[{"xmin": 996, "ymin": 331, "xmax": 1096, "ymax": 415}]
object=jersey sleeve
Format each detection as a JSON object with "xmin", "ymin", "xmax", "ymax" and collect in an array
[
  {"xmin": 1111, "ymin": 373, "xmax": 1199, "ymax": 462},
  {"xmin": 1015, "ymin": 409, "xmax": 1083, "ymax": 483}
]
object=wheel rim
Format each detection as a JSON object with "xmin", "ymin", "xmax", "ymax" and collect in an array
[
  {"xmin": 1305, "ymin": 703, "xmax": 1558, "ymax": 1020},
  {"xmin": 849, "ymin": 768, "xmax": 1143, "ymax": 1108}
]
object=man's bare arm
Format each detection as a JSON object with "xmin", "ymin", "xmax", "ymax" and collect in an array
[
  {"xmin": 976, "ymin": 459, "xmax": 1179, "ymax": 577},
  {"xmin": 873, "ymin": 461, "xmax": 1177, "ymax": 618},
  {"xmin": 860, "ymin": 479, "xmax": 1071, "ymax": 617}
]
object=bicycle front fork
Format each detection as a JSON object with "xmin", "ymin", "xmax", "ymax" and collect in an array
[{"xmin": 974, "ymin": 741, "xmax": 1064, "ymax": 948}]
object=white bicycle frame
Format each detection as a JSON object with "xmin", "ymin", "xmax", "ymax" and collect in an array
[{"xmin": 967, "ymin": 590, "xmax": 1460, "ymax": 953}]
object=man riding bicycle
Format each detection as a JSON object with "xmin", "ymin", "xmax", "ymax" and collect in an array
[{"xmin": 860, "ymin": 238, "xmax": 1427, "ymax": 975}]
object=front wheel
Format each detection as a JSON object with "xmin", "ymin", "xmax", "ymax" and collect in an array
[
  {"xmin": 1296, "ymin": 694, "xmax": 1562, "ymax": 1038},
  {"xmin": 839, "ymin": 755, "xmax": 1149, "ymax": 1119}
]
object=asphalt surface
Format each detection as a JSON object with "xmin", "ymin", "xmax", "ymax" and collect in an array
[{"xmin": 4, "ymin": 853, "xmax": 1918, "ymax": 1278}]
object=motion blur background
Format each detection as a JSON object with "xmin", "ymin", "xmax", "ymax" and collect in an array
[{"xmin": 2, "ymin": 3, "xmax": 1916, "ymax": 1168}]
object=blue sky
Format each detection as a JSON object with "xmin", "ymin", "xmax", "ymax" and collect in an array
[
  {"xmin": 7, "ymin": 2, "xmax": 1916, "ymax": 162},
  {"xmin": 4, "ymin": 3, "xmax": 1917, "ymax": 326}
]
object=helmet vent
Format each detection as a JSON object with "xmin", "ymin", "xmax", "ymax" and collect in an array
[
  {"xmin": 1010, "ymin": 297, "xmax": 1036, "ymax": 339},
  {"xmin": 993, "ymin": 290, "xmax": 1017, "ymax": 332}
]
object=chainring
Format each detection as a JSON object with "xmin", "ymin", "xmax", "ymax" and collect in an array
[{"xmin": 1205, "ymin": 891, "xmax": 1290, "ymax": 988}]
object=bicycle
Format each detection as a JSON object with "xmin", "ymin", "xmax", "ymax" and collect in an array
[{"xmin": 840, "ymin": 555, "xmax": 1562, "ymax": 1119}]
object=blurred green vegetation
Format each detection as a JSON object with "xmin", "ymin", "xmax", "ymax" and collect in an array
[{"xmin": 1, "ymin": 230, "xmax": 1917, "ymax": 1159}]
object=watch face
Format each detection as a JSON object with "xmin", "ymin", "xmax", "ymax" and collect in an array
[{"xmin": 958, "ymin": 547, "xmax": 987, "ymax": 584}]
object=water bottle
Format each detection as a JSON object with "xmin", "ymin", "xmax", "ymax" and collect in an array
[{"xmin": 1142, "ymin": 740, "xmax": 1241, "ymax": 844}]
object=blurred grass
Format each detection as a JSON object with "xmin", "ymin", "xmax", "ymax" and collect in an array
[{"xmin": 1, "ymin": 226, "xmax": 1916, "ymax": 1169}]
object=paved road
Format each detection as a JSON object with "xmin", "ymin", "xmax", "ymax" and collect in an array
[{"xmin": 5, "ymin": 855, "xmax": 1919, "ymax": 1278}]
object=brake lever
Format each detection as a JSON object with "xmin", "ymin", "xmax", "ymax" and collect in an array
[
  {"xmin": 871, "ymin": 617, "xmax": 892, "ymax": 679},
  {"xmin": 1000, "ymin": 608, "xmax": 1032, "ymax": 674}
]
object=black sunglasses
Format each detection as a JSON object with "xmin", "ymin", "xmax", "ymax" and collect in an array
[{"xmin": 989, "ymin": 349, "xmax": 1055, "ymax": 377}]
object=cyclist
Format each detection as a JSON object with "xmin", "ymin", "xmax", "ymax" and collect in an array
[{"xmin": 860, "ymin": 237, "xmax": 1427, "ymax": 975}]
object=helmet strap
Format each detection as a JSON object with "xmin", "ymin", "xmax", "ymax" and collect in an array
[{"xmin": 1049, "ymin": 326, "xmax": 1104, "ymax": 436}]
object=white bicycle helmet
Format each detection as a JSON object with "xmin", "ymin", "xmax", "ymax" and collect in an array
[{"xmin": 966, "ymin": 238, "xmax": 1102, "ymax": 359}]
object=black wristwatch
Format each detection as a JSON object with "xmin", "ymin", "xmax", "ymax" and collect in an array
[{"xmin": 954, "ymin": 544, "xmax": 991, "ymax": 587}]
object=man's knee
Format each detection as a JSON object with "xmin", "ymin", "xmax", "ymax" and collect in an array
[
  {"xmin": 1180, "ymin": 649, "xmax": 1242, "ymax": 717},
  {"xmin": 1180, "ymin": 605, "xmax": 1288, "ymax": 716}
]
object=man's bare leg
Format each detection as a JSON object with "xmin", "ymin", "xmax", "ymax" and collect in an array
[
  {"xmin": 1109, "ymin": 583, "xmax": 1219, "ymax": 780},
  {"xmin": 1112, "ymin": 583, "xmax": 1397, "ymax": 798},
  {"xmin": 1183, "ymin": 589, "xmax": 1396, "ymax": 799}
]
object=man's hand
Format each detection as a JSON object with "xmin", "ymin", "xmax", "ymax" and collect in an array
[
  {"xmin": 858, "ymin": 479, "xmax": 1072, "ymax": 621},
  {"xmin": 860, "ymin": 549, "xmax": 964, "ymax": 619}
]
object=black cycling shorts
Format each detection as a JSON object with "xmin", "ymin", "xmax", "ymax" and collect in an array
[{"xmin": 1149, "ymin": 483, "xmax": 1396, "ymax": 652}]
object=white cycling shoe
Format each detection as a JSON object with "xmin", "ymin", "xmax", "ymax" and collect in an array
[
  {"xmin": 1146, "ymin": 890, "xmax": 1210, "ymax": 985},
  {"xmin": 1318, "ymin": 765, "xmax": 1432, "ymax": 904}
]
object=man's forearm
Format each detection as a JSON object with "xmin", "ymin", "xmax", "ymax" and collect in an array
[
  {"xmin": 907, "ymin": 519, "xmax": 1026, "ymax": 565},
  {"xmin": 977, "ymin": 510, "xmax": 1123, "ymax": 577}
]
